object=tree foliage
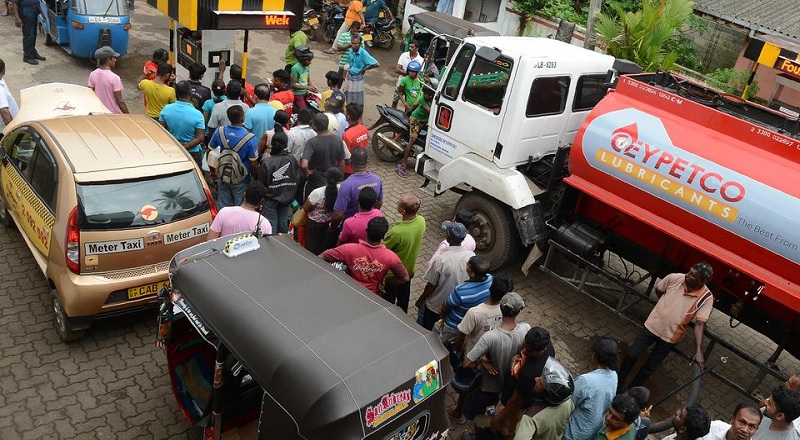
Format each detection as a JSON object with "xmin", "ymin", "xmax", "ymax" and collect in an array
[
  {"xmin": 594, "ymin": 0, "xmax": 695, "ymax": 71},
  {"xmin": 706, "ymin": 68, "xmax": 759, "ymax": 100}
]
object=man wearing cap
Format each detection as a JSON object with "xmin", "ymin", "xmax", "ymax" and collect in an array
[
  {"xmin": 416, "ymin": 221, "xmax": 475, "ymax": 330},
  {"xmin": 11, "ymin": 0, "xmax": 45, "ymax": 65},
  {"xmin": 325, "ymin": 89, "xmax": 348, "ymax": 138},
  {"xmin": 0, "ymin": 59, "xmax": 20, "ymax": 129},
  {"xmin": 88, "ymin": 46, "xmax": 129, "ymax": 114},
  {"xmin": 331, "ymin": 147, "xmax": 383, "ymax": 227},
  {"xmin": 159, "ymin": 81, "xmax": 205, "ymax": 167},
  {"xmin": 461, "ymin": 292, "xmax": 531, "ymax": 425}
]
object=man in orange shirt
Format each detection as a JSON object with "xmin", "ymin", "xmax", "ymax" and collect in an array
[
  {"xmin": 342, "ymin": 103, "xmax": 368, "ymax": 175},
  {"xmin": 618, "ymin": 261, "xmax": 714, "ymax": 391},
  {"xmin": 326, "ymin": 0, "xmax": 364, "ymax": 53}
]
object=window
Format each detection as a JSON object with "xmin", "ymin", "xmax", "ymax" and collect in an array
[
  {"xmin": 71, "ymin": 0, "xmax": 126, "ymax": 16},
  {"xmin": 573, "ymin": 75, "xmax": 607, "ymax": 111},
  {"xmin": 464, "ymin": 0, "xmax": 500, "ymax": 22},
  {"xmin": 526, "ymin": 76, "xmax": 571, "ymax": 117},
  {"xmin": 6, "ymin": 130, "xmax": 36, "ymax": 174},
  {"xmin": 462, "ymin": 56, "xmax": 512, "ymax": 114},
  {"xmin": 442, "ymin": 45, "xmax": 476, "ymax": 100},
  {"xmin": 28, "ymin": 147, "xmax": 57, "ymax": 211},
  {"xmin": 77, "ymin": 171, "xmax": 208, "ymax": 230}
]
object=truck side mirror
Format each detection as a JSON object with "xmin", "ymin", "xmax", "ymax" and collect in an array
[{"xmin": 475, "ymin": 46, "xmax": 501, "ymax": 63}]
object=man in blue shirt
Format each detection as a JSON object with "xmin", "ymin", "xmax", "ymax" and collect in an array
[
  {"xmin": 209, "ymin": 105, "xmax": 259, "ymax": 208},
  {"xmin": 160, "ymin": 81, "xmax": 205, "ymax": 168},
  {"xmin": 364, "ymin": 0, "xmax": 392, "ymax": 24},
  {"xmin": 441, "ymin": 255, "xmax": 492, "ymax": 337},
  {"xmin": 564, "ymin": 337, "xmax": 620, "ymax": 440},
  {"xmin": 244, "ymin": 83, "xmax": 276, "ymax": 142}
]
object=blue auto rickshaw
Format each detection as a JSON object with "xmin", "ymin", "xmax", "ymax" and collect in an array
[{"xmin": 39, "ymin": 0, "xmax": 130, "ymax": 59}]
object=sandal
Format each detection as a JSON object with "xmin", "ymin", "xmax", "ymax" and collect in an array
[
  {"xmin": 323, "ymin": 48, "xmax": 337, "ymax": 54},
  {"xmin": 395, "ymin": 164, "xmax": 407, "ymax": 177}
]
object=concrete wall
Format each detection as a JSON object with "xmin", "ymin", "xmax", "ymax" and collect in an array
[{"xmin": 690, "ymin": 14, "xmax": 749, "ymax": 72}]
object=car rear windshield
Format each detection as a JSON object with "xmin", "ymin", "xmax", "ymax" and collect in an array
[{"xmin": 77, "ymin": 171, "xmax": 208, "ymax": 230}]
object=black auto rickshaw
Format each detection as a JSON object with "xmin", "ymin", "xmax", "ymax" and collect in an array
[{"xmin": 158, "ymin": 234, "xmax": 453, "ymax": 440}]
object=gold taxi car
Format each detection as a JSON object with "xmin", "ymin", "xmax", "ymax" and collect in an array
[{"xmin": 0, "ymin": 83, "xmax": 216, "ymax": 341}]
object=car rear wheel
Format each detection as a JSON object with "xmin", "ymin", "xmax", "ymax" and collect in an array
[
  {"xmin": 0, "ymin": 192, "xmax": 13, "ymax": 227},
  {"xmin": 456, "ymin": 192, "xmax": 520, "ymax": 270},
  {"xmin": 52, "ymin": 289, "xmax": 86, "ymax": 342}
]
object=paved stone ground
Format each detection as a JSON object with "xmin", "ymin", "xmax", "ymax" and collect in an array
[{"xmin": 0, "ymin": 3, "xmax": 798, "ymax": 439}]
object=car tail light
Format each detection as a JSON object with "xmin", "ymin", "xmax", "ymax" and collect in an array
[
  {"xmin": 65, "ymin": 207, "xmax": 80, "ymax": 274},
  {"xmin": 204, "ymin": 188, "xmax": 218, "ymax": 219}
]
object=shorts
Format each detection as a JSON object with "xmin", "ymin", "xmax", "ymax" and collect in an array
[{"xmin": 409, "ymin": 116, "xmax": 424, "ymax": 137}]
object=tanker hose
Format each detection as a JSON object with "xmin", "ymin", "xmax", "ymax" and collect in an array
[{"xmin": 648, "ymin": 363, "xmax": 703, "ymax": 433}]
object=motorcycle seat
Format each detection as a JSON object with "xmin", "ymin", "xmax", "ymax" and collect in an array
[{"xmin": 384, "ymin": 106, "xmax": 409, "ymax": 125}]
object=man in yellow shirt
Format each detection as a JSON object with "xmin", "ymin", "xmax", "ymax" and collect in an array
[
  {"xmin": 138, "ymin": 63, "xmax": 176, "ymax": 119},
  {"xmin": 326, "ymin": 0, "xmax": 364, "ymax": 53}
]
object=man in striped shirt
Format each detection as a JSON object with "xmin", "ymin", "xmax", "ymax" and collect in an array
[{"xmin": 439, "ymin": 256, "xmax": 492, "ymax": 346}]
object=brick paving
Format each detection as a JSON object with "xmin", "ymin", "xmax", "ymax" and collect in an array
[{"xmin": 0, "ymin": 5, "xmax": 798, "ymax": 439}]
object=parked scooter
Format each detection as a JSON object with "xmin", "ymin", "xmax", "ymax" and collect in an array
[
  {"xmin": 302, "ymin": 7, "xmax": 321, "ymax": 41},
  {"xmin": 371, "ymin": 104, "xmax": 426, "ymax": 162},
  {"xmin": 362, "ymin": 18, "xmax": 397, "ymax": 50},
  {"xmin": 320, "ymin": 0, "xmax": 346, "ymax": 44}
]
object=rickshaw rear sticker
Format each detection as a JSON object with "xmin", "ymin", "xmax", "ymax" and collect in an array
[
  {"xmin": 385, "ymin": 413, "xmax": 428, "ymax": 440},
  {"xmin": 365, "ymin": 389, "xmax": 412, "ymax": 428},
  {"xmin": 413, "ymin": 361, "xmax": 439, "ymax": 403}
]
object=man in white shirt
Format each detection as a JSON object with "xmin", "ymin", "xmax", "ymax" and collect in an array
[
  {"xmin": 697, "ymin": 402, "xmax": 761, "ymax": 440},
  {"xmin": 0, "ymin": 59, "xmax": 20, "ymax": 129},
  {"xmin": 391, "ymin": 40, "xmax": 424, "ymax": 108}
]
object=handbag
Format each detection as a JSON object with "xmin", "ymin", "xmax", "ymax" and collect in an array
[{"xmin": 291, "ymin": 207, "xmax": 308, "ymax": 227}]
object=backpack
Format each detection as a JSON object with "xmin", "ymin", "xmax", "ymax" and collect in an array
[{"xmin": 217, "ymin": 127, "xmax": 255, "ymax": 186}]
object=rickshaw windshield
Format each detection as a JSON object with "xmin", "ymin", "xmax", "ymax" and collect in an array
[{"xmin": 71, "ymin": 0, "xmax": 127, "ymax": 16}]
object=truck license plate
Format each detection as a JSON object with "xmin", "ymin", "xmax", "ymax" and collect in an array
[{"xmin": 127, "ymin": 280, "xmax": 169, "ymax": 300}]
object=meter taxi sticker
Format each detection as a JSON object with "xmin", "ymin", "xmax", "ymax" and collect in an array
[
  {"xmin": 140, "ymin": 205, "xmax": 159, "ymax": 221},
  {"xmin": 164, "ymin": 223, "xmax": 209, "ymax": 245},
  {"xmin": 84, "ymin": 238, "xmax": 144, "ymax": 254},
  {"xmin": 364, "ymin": 389, "xmax": 412, "ymax": 429},
  {"xmin": 412, "ymin": 360, "xmax": 439, "ymax": 403}
]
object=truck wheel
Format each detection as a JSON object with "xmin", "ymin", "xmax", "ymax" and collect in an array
[
  {"xmin": 372, "ymin": 124, "xmax": 405, "ymax": 162},
  {"xmin": 456, "ymin": 192, "xmax": 519, "ymax": 270},
  {"xmin": 52, "ymin": 289, "xmax": 85, "ymax": 342},
  {"xmin": 0, "ymin": 192, "xmax": 13, "ymax": 228}
]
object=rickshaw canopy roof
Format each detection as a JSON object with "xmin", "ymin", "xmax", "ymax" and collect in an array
[
  {"xmin": 169, "ymin": 235, "xmax": 450, "ymax": 437},
  {"xmin": 409, "ymin": 11, "xmax": 499, "ymax": 39}
]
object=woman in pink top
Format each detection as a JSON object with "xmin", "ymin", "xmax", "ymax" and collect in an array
[{"xmin": 208, "ymin": 181, "xmax": 272, "ymax": 239}]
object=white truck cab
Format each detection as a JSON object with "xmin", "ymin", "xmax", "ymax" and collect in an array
[{"xmin": 416, "ymin": 37, "xmax": 620, "ymax": 267}]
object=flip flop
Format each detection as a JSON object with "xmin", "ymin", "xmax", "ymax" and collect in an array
[
  {"xmin": 323, "ymin": 48, "xmax": 337, "ymax": 54},
  {"xmin": 395, "ymin": 164, "xmax": 407, "ymax": 177}
]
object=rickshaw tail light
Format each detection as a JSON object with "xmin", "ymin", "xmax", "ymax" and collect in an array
[
  {"xmin": 124, "ymin": 23, "xmax": 131, "ymax": 31},
  {"xmin": 204, "ymin": 188, "xmax": 218, "ymax": 219},
  {"xmin": 71, "ymin": 21, "xmax": 85, "ymax": 29},
  {"xmin": 65, "ymin": 206, "xmax": 80, "ymax": 274}
]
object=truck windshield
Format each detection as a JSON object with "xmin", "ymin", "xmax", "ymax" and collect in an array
[
  {"xmin": 462, "ymin": 56, "xmax": 512, "ymax": 114},
  {"xmin": 71, "ymin": 0, "xmax": 126, "ymax": 16},
  {"xmin": 76, "ymin": 171, "xmax": 208, "ymax": 230}
]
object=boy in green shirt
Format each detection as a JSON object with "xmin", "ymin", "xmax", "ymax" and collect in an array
[
  {"xmin": 397, "ymin": 85, "xmax": 434, "ymax": 177},
  {"xmin": 290, "ymin": 46, "xmax": 318, "ymax": 111},
  {"xmin": 383, "ymin": 194, "xmax": 426, "ymax": 312},
  {"xmin": 395, "ymin": 60, "xmax": 423, "ymax": 114}
]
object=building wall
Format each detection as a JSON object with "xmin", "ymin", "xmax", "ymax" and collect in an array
[
  {"xmin": 691, "ymin": 14, "xmax": 749, "ymax": 72},
  {"xmin": 733, "ymin": 43, "xmax": 800, "ymax": 109}
]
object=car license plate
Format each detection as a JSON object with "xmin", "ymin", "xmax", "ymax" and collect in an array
[
  {"xmin": 309, "ymin": 17, "xmax": 319, "ymax": 25},
  {"xmin": 127, "ymin": 280, "xmax": 169, "ymax": 300},
  {"xmin": 363, "ymin": 33, "xmax": 373, "ymax": 41}
]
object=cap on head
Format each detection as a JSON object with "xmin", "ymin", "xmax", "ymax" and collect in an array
[
  {"xmin": 95, "ymin": 46, "xmax": 120, "ymax": 61},
  {"xmin": 326, "ymin": 90, "xmax": 346, "ymax": 111},
  {"xmin": 351, "ymin": 147, "xmax": 368, "ymax": 168},
  {"xmin": 442, "ymin": 220, "xmax": 467, "ymax": 242},
  {"xmin": 500, "ymin": 292, "xmax": 525, "ymax": 316}
]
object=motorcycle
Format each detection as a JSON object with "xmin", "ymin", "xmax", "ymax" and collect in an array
[
  {"xmin": 371, "ymin": 104, "xmax": 426, "ymax": 162},
  {"xmin": 320, "ymin": 0, "xmax": 346, "ymax": 44},
  {"xmin": 362, "ymin": 18, "xmax": 397, "ymax": 50},
  {"xmin": 302, "ymin": 7, "xmax": 321, "ymax": 41}
]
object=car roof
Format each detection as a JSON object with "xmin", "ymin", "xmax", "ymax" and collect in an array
[
  {"xmin": 169, "ymin": 235, "xmax": 452, "ymax": 437},
  {"xmin": 35, "ymin": 113, "xmax": 193, "ymax": 176},
  {"xmin": 409, "ymin": 11, "xmax": 499, "ymax": 38},
  {"xmin": 2, "ymin": 83, "xmax": 112, "ymax": 135},
  {"xmin": 465, "ymin": 36, "xmax": 615, "ymax": 63}
]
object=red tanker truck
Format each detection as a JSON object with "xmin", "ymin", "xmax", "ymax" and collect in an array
[{"xmin": 546, "ymin": 71, "xmax": 800, "ymax": 389}]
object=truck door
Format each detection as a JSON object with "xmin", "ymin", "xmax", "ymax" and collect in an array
[{"xmin": 426, "ymin": 44, "xmax": 513, "ymax": 163}]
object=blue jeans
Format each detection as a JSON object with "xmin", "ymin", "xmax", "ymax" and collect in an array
[
  {"xmin": 263, "ymin": 199, "xmax": 290, "ymax": 234},
  {"xmin": 217, "ymin": 181, "xmax": 247, "ymax": 209}
]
